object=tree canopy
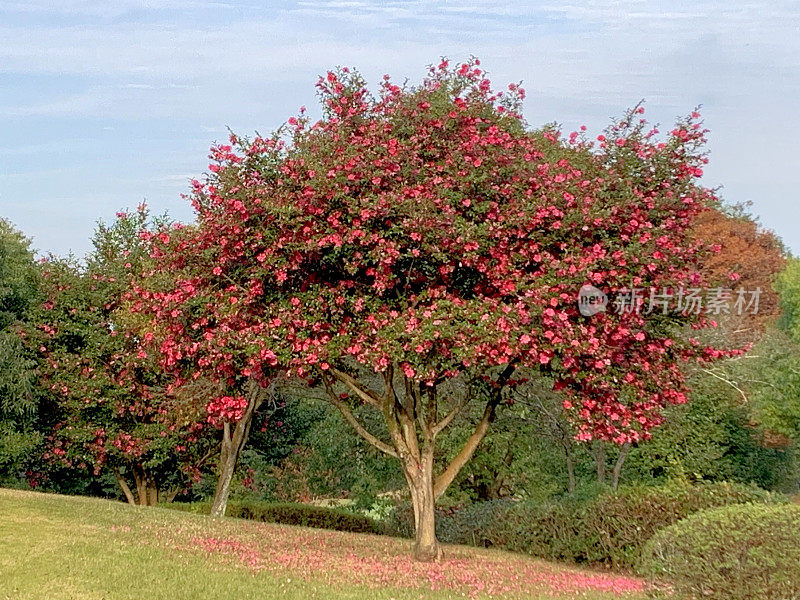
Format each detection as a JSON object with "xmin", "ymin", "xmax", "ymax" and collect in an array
[{"xmin": 129, "ymin": 59, "xmax": 741, "ymax": 559}]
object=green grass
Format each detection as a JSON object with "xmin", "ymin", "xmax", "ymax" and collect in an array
[{"xmin": 0, "ymin": 488, "xmax": 646, "ymax": 600}]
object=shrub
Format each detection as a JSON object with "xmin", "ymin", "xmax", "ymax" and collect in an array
[
  {"xmin": 382, "ymin": 498, "xmax": 501, "ymax": 541},
  {"xmin": 640, "ymin": 503, "xmax": 800, "ymax": 600},
  {"xmin": 575, "ymin": 480, "xmax": 783, "ymax": 567},
  {"xmin": 228, "ymin": 501, "xmax": 382, "ymax": 534},
  {"xmin": 165, "ymin": 500, "xmax": 383, "ymax": 534},
  {"xmin": 385, "ymin": 481, "xmax": 785, "ymax": 568}
]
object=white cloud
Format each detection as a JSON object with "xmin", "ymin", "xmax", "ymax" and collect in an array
[{"xmin": 0, "ymin": 0, "xmax": 236, "ymax": 18}]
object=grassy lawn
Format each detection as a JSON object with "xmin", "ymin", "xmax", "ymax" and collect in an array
[{"xmin": 0, "ymin": 488, "xmax": 646, "ymax": 600}]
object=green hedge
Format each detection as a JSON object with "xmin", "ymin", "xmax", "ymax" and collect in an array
[
  {"xmin": 166, "ymin": 500, "xmax": 383, "ymax": 535},
  {"xmin": 385, "ymin": 481, "xmax": 785, "ymax": 568},
  {"xmin": 640, "ymin": 503, "xmax": 800, "ymax": 600},
  {"xmin": 573, "ymin": 481, "xmax": 784, "ymax": 567}
]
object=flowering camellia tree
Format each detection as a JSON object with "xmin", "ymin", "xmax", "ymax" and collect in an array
[
  {"xmin": 127, "ymin": 217, "xmax": 282, "ymax": 517},
  {"xmin": 34, "ymin": 208, "xmax": 215, "ymax": 504},
  {"xmin": 143, "ymin": 59, "xmax": 735, "ymax": 559}
]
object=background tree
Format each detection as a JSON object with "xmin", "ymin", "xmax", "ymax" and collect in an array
[
  {"xmin": 779, "ymin": 258, "xmax": 800, "ymax": 339},
  {"xmin": 33, "ymin": 208, "xmax": 215, "ymax": 505},
  {"xmin": 725, "ymin": 259, "xmax": 800, "ymax": 484},
  {"xmin": 128, "ymin": 218, "xmax": 285, "ymax": 517},
  {"xmin": 693, "ymin": 204, "xmax": 785, "ymax": 329},
  {"xmin": 447, "ymin": 377, "xmax": 576, "ymax": 500},
  {"xmin": 0, "ymin": 218, "xmax": 41, "ymax": 485},
  {"xmin": 622, "ymin": 367, "xmax": 798, "ymax": 491}
]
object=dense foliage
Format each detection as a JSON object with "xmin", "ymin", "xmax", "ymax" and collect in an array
[
  {"xmin": 169, "ymin": 499, "xmax": 382, "ymax": 534},
  {"xmin": 386, "ymin": 481, "xmax": 784, "ymax": 568},
  {"xmin": 29, "ymin": 209, "xmax": 216, "ymax": 504},
  {"xmin": 0, "ymin": 219, "xmax": 41, "ymax": 484},
  {"xmin": 641, "ymin": 502, "xmax": 800, "ymax": 600}
]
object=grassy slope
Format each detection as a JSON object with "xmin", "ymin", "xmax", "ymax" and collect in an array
[{"xmin": 0, "ymin": 488, "xmax": 645, "ymax": 600}]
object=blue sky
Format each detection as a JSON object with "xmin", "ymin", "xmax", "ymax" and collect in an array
[{"xmin": 1, "ymin": 0, "xmax": 799, "ymax": 257}]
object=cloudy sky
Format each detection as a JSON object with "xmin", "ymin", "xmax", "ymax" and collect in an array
[{"xmin": 2, "ymin": 1, "xmax": 799, "ymax": 257}]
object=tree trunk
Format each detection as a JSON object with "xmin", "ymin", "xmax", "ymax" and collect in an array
[
  {"xmin": 132, "ymin": 467, "xmax": 149, "ymax": 506},
  {"xmin": 406, "ymin": 451, "xmax": 440, "ymax": 562},
  {"xmin": 147, "ymin": 480, "xmax": 159, "ymax": 506},
  {"xmin": 129, "ymin": 466, "xmax": 161, "ymax": 506},
  {"xmin": 210, "ymin": 382, "xmax": 264, "ymax": 517},
  {"xmin": 324, "ymin": 364, "xmax": 515, "ymax": 563},
  {"xmin": 611, "ymin": 443, "xmax": 631, "ymax": 490},
  {"xmin": 112, "ymin": 468, "xmax": 137, "ymax": 505},
  {"xmin": 210, "ymin": 426, "xmax": 237, "ymax": 517}
]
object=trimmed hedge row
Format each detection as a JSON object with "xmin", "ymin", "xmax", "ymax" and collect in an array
[
  {"xmin": 640, "ymin": 503, "xmax": 800, "ymax": 600},
  {"xmin": 166, "ymin": 500, "xmax": 383, "ymax": 535},
  {"xmin": 229, "ymin": 501, "xmax": 382, "ymax": 534},
  {"xmin": 385, "ymin": 481, "xmax": 785, "ymax": 568}
]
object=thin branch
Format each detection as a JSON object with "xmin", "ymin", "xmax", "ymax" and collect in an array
[
  {"xmin": 195, "ymin": 447, "xmax": 217, "ymax": 469},
  {"xmin": 330, "ymin": 368, "xmax": 383, "ymax": 407},
  {"xmin": 323, "ymin": 376, "xmax": 398, "ymax": 458},
  {"xmin": 432, "ymin": 396, "xmax": 470, "ymax": 436},
  {"xmin": 700, "ymin": 367, "xmax": 748, "ymax": 403}
]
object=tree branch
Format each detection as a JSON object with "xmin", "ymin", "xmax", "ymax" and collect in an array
[
  {"xmin": 433, "ymin": 395, "xmax": 496, "ymax": 499},
  {"xmin": 432, "ymin": 396, "xmax": 470, "ymax": 436},
  {"xmin": 323, "ymin": 376, "xmax": 398, "ymax": 458},
  {"xmin": 611, "ymin": 443, "xmax": 630, "ymax": 490},
  {"xmin": 432, "ymin": 364, "xmax": 516, "ymax": 499},
  {"xmin": 700, "ymin": 367, "xmax": 748, "ymax": 403},
  {"xmin": 112, "ymin": 467, "xmax": 136, "ymax": 505},
  {"xmin": 195, "ymin": 447, "xmax": 217, "ymax": 469},
  {"xmin": 330, "ymin": 368, "xmax": 383, "ymax": 407}
]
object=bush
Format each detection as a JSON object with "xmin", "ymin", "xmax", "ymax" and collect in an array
[
  {"xmin": 385, "ymin": 499, "xmax": 517, "ymax": 545},
  {"xmin": 574, "ymin": 480, "xmax": 784, "ymax": 567},
  {"xmin": 640, "ymin": 503, "xmax": 800, "ymax": 599},
  {"xmin": 385, "ymin": 481, "xmax": 785, "ymax": 568},
  {"xmin": 166, "ymin": 500, "xmax": 383, "ymax": 535},
  {"xmin": 228, "ymin": 501, "xmax": 383, "ymax": 534}
]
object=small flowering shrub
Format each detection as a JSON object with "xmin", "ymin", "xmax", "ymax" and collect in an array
[
  {"xmin": 386, "ymin": 481, "xmax": 784, "ymax": 568},
  {"xmin": 640, "ymin": 502, "xmax": 800, "ymax": 600}
]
